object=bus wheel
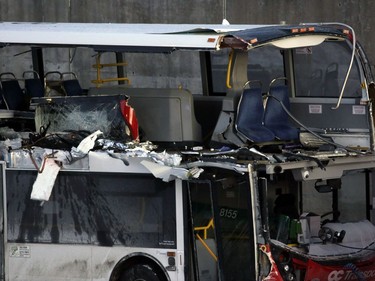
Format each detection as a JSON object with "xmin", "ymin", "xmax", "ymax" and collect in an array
[{"xmin": 120, "ymin": 263, "xmax": 164, "ymax": 281}]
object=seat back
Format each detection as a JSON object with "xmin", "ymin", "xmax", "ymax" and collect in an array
[
  {"xmin": 62, "ymin": 72, "xmax": 84, "ymax": 96},
  {"xmin": 0, "ymin": 73, "xmax": 27, "ymax": 110},
  {"xmin": 63, "ymin": 79, "xmax": 84, "ymax": 96},
  {"xmin": 25, "ymin": 79, "xmax": 44, "ymax": 98},
  {"xmin": 235, "ymin": 87, "xmax": 275, "ymax": 143},
  {"xmin": 23, "ymin": 71, "xmax": 44, "ymax": 98},
  {"xmin": 264, "ymin": 84, "xmax": 299, "ymax": 141},
  {"xmin": 44, "ymin": 71, "xmax": 65, "ymax": 96}
]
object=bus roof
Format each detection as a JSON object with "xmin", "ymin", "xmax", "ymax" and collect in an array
[{"xmin": 0, "ymin": 22, "xmax": 350, "ymax": 52}]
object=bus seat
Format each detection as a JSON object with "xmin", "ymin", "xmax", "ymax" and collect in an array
[
  {"xmin": 23, "ymin": 71, "xmax": 44, "ymax": 98},
  {"xmin": 62, "ymin": 72, "xmax": 84, "ymax": 96},
  {"xmin": 0, "ymin": 72, "xmax": 27, "ymax": 110},
  {"xmin": 235, "ymin": 87, "xmax": 275, "ymax": 143},
  {"xmin": 264, "ymin": 84, "xmax": 299, "ymax": 141},
  {"xmin": 44, "ymin": 71, "xmax": 64, "ymax": 96}
]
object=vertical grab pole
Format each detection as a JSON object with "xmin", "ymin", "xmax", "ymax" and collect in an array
[{"xmin": 248, "ymin": 164, "xmax": 259, "ymax": 280}]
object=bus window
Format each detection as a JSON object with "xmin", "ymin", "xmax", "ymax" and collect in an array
[
  {"xmin": 294, "ymin": 41, "xmax": 362, "ymax": 98},
  {"xmin": 211, "ymin": 50, "xmax": 230, "ymax": 95},
  {"xmin": 126, "ymin": 52, "xmax": 202, "ymax": 94},
  {"xmin": 6, "ymin": 171, "xmax": 176, "ymax": 248},
  {"xmin": 247, "ymin": 46, "xmax": 285, "ymax": 93},
  {"xmin": 210, "ymin": 46, "xmax": 284, "ymax": 95}
]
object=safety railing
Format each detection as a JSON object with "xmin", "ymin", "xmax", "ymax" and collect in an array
[
  {"xmin": 194, "ymin": 218, "xmax": 217, "ymax": 261},
  {"xmin": 91, "ymin": 53, "xmax": 131, "ymax": 87}
]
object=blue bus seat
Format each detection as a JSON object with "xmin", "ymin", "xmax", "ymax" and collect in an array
[
  {"xmin": 0, "ymin": 72, "xmax": 27, "ymax": 110},
  {"xmin": 264, "ymin": 84, "xmax": 299, "ymax": 141},
  {"xmin": 62, "ymin": 72, "xmax": 84, "ymax": 96},
  {"xmin": 23, "ymin": 70, "xmax": 44, "ymax": 98},
  {"xmin": 235, "ymin": 87, "xmax": 275, "ymax": 143}
]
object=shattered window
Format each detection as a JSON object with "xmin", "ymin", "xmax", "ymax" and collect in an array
[{"xmin": 34, "ymin": 95, "xmax": 131, "ymax": 141}]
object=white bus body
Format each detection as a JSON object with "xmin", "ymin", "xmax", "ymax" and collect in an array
[{"xmin": 0, "ymin": 22, "xmax": 374, "ymax": 281}]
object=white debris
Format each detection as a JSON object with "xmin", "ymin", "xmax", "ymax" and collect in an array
[
  {"xmin": 141, "ymin": 160, "xmax": 186, "ymax": 182},
  {"xmin": 30, "ymin": 158, "xmax": 61, "ymax": 202},
  {"xmin": 76, "ymin": 130, "xmax": 103, "ymax": 154},
  {"xmin": 222, "ymin": 18, "xmax": 230, "ymax": 25},
  {"xmin": 150, "ymin": 151, "xmax": 182, "ymax": 166}
]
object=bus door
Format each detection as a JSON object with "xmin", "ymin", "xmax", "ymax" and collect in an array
[{"xmin": 187, "ymin": 171, "xmax": 256, "ymax": 281}]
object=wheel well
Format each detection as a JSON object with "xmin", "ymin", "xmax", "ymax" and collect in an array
[{"xmin": 110, "ymin": 253, "xmax": 170, "ymax": 281}]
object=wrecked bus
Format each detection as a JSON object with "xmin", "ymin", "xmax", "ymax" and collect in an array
[{"xmin": 0, "ymin": 22, "xmax": 374, "ymax": 280}]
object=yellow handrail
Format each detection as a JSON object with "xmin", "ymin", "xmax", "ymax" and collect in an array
[
  {"xmin": 91, "ymin": 77, "xmax": 131, "ymax": 84},
  {"xmin": 92, "ymin": 62, "xmax": 128, "ymax": 68},
  {"xmin": 194, "ymin": 218, "xmax": 217, "ymax": 261},
  {"xmin": 92, "ymin": 53, "xmax": 130, "ymax": 87},
  {"xmin": 194, "ymin": 218, "xmax": 214, "ymax": 239},
  {"xmin": 195, "ymin": 233, "xmax": 218, "ymax": 261},
  {"xmin": 226, "ymin": 49, "xmax": 234, "ymax": 89}
]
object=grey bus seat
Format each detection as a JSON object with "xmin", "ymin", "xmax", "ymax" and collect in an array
[
  {"xmin": 235, "ymin": 87, "xmax": 275, "ymax": 143},
  {"xmin": 0, "ymin": 72, "xmax": 27, "ymax": 110},
  {"xmin": 23, "ymin": 70, "xmax": 44, "ymax": 98},
  {"xmin": 62, "ymin": 72, "xmax": 84, "ymax": 96},
  {"xmin": 264, "ymin": 84, "xmax": 299, "ymax": 141}
]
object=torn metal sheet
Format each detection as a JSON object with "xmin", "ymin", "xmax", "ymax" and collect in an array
[
  {"xmin": 96, "ymin": 139, "xmax": 157, "ymax": 151},
  {"xmin": 76, "ymin": 130, "xmax": 103, "ymax": 154},
  {"xmin": 141, "ymin": 160, "xmax": 203, "ymax": 182},
  {"xmin": 30, "ymin": 158, "xmax": 61, "ymax": 201},
  {"xmin": 88, "ymin": 151, "xmax": 150, "ymax": 173},
  {"xmin": 149, "ymin": 151, "xmax": 182, "ymax": 166},
  {"xmin": 29, "ymin": 130, "xmax": 102, "ymax": 202}
]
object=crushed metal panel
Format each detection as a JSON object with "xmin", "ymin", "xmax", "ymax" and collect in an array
[{"xmin": 220, "ymin": 24, "xmax": 349, "ymax": 50}]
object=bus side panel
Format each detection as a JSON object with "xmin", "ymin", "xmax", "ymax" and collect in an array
[
  {"xmin": 7, "ymin": 244, "xmax": 92, "ymax": 280},
  {"xmin": 5, "ymin": 169, "xmax": 177, "ymax": 281}
]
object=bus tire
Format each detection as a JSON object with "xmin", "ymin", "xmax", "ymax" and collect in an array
[{"xmin": 120, "ymin": 263, "xmax": 164, "ymax": 281}]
